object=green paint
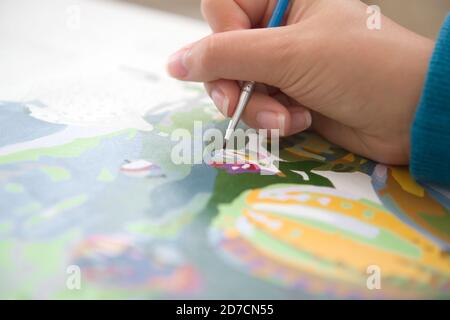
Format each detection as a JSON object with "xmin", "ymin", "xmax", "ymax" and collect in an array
[
  {"xmin": 42, "ymin": 194, "xmax": 89, "ymax": 219},
  {"xmin": 5, "ymin": 183, "xmax": 24, "ymax": 193},
  {"xmin": 25, "ymin": 215, "xmax": 45, "ymax": 228},
  {"xmin": 363, "ymin": 209, "xmax": 375, "ymax": 219},
  {"xmin": 389, "ymin": 276, "xmax": 410, "ymax": 287},
  {"xmin": 341, "ymin": 202, "xmax": 353, "ymax": 209},
  {"xmin": 211, "ymin": 187, "xmax": 432, "ymax": 295},
  {"xmin": 127, "ymin": 213, "xmax": 195, "ymax": 238},
  {"xmin": 417, "ymin": 208, "xmax": 450, "ymax": 239},
  {"xmin": 0, "ymin": 231, "xmax": 80, "ymax": 298},
  {"xmin": 214, "ymin": 187, "xmax": 421, "ymax": 261},
  {"xmin": 16, "ymin": 231, "xmax": 80, "ymax": 297},
  {"xmin": 0, "ymin": 130, "xmax": 130, "ymax": 165},
  {"xmin": 127, "ymin": 193, "xmax": 210, "ymax": 238},
  {"xmin": 157, "ymin": 106, "xmax": 214, "ymax": 134},
  {"xmin": 211, "ymin": 194, "xmax": 248, "ymax": 228},
  {"xmin": 22, "ymin": 242, "xmax": 65, "ymax": 273},
  {"xmin": 249, "ymin": 225, "xmax": 352, "ymax": 277},
  {"xmin": 141, "ymin": 131, "xmax": 191, "ymax": 178},
  {"xmin": 56, "ymin": 283, "xmax": 160, "ymax": 300},
  {"xmin": 0, "ymin": 222, "xmax": 12, "ymax": 235},
  {"xmin": 97, "ymin": 168, "xmax": 115, "ymax": 182},
  {"xmin": 212, "ymin": 191, "xmax": 362, "ymax": 283},
  {"xmin": 381, "ymin": 194, "xmax": 450, "ymax": 246},
  {"xmin": 361, "ymin": 199, "xmax": 386, "ymax": 211},
  {"xmin": 235, "ymin": 184, "xmax": 422, "ymax": 260},
  {"xmin": 290, "ymin": 229, "xmax": 301, "ymax": 238},
  {"xmin": 207, "ymin": 160, "xmax": 333, "ymax": 212},
  {"xmin": 0, "ymin": 241, "xmax": 13, "ymax": 271},
  {"xmin": 40, "ymin": 166, "xmax": 71, "ymax": 182},
  {"xmin": 1, "ymin": 117, "xmax": 446, "ymax": 300},
  {"xmin": 126, "ymin": 129, "xmax": 137, "ymax": 140},
  {"xmin": 273, "ymin": 202, "xmax": 421, "ymax": 259},
  {"xmin": 53, "ymin": 194, "xmax": 88, "ymax": 214},
  {"xmin": 14, "ymin": 202, "xmax": 42, "ymax": 215}
]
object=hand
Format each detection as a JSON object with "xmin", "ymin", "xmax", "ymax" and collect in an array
[{"xmin": 167, "ymin": 0, "xmax": 434, "ymax": 165}]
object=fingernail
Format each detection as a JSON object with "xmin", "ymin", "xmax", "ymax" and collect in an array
[
  {"xmin": 257, "ymin": 112, "xmax": 286, "ymax": 135},
  {"xmin": 211, "ymin": 89, "xmax": 229, "ymax": 117},
  {"xmin": 291, "ymin": 110, "xmax": 312, "ymax": 133},
  {"xmin": 167, "ymin": 48, "xmax": 191, "ymax": 78}
]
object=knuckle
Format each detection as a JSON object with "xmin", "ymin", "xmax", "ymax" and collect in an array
[
  {"xmin": 275, "ymin": 28, "xmax": 317, "ymax": 89},
  {"xmin": 201, "ymin": 0, "xmax": 216, "ymax": 19},
  {"xmin": 271, "ymin": 33, "xmax": 301, "ymax": 87}
]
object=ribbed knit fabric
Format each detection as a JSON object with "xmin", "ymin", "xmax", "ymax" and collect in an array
[{"xmin": 411, "ymin": 14, "xmax": 450, "ymax": 186}]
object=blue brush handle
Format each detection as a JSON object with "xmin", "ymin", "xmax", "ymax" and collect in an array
[{"xmin": 267, "ymin": 0, "xmax": 290, "ymax": 28}]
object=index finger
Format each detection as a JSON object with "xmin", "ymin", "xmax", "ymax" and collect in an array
[{"xmin": 201, "ymin": 0, "xmax": 276, "ymax": 32}]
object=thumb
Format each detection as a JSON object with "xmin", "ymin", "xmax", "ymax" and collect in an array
[{"xmin": 167, "ymin": 27, "xmax": 297, "ymax": 87}]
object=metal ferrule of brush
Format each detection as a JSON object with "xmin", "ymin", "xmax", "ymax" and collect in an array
[{"xmin": 224, "ymin": 81, "xmax": 256, "ymax": 142}]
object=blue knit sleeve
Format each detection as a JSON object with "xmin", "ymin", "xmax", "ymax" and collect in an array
[{"xmin": 411, "ymin": 14, "xmax": 450, "ymax": 186}]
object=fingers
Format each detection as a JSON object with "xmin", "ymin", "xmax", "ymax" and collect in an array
[
  {"xmin": 205, "ymin": 80, "xmax": 312, "ymax": 136},
  {"xmin": 241, "ymin": 93, "xmax": 312, "ymax": 136},
  {"xmin": 311, "ymin": 113, "xmax": 374, "ymax": 160},
  {"xmin": 286, "ymin": 105, "xmax": 313, "ymax": 136},
  {"xmin": 201, "ymin": 0, "xmax": 273, "ymax": 32},
  {"xmin": 204, "ymin": 80, "xmax": 240, "ymax": 117},
  {"xmin": 167, "ymin": 27, "xmax": 296, "ymax": 87}
]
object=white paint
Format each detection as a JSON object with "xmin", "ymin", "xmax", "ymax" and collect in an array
[
  {"xmin": 246, "ymin": 210, "xmax": 283, "ymax": 231},
  {"xmin": 252, "ymin": 203, "xmax": 380, "ymax": 239},
  {"xmin": 317, "ymin": 197, "xmax": 331, "ymax": 206},
  {"xmin": 311, "ymin": 170, "xmax": 382, "ymax": 204},
  {"xmin": 211, "ymin": 149, "xmax": 281, "ymax": 175},
  {"xmin": 0, "ymin": 126, "xmax": 118, "ymax": 157},
  {"xmin": 158, "ymin": 132, "xmax": 170, "ymax": 137},
  {"xmin": 235, "ymin": 216, "xmax": 254, "ymax": 236},
  {"xmin": 258, "ymin": 185, "xmax": 362, "ymax": 202},
  {"xmin": 292, "ymin": 170, "xmax": 310, "ymax": 181},
  {"xmin": 121, "ymin": 160, "xmax": 153, "ymax": 172}
]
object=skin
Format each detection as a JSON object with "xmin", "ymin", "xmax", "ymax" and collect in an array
[{"xmin": 167, "ymin": 0, "xmax": 435, "ymax": 165}]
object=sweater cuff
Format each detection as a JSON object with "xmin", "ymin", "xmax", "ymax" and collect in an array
[{"xmin": 411, "ymin": 14, "xmax": 450, "ymax": 186}]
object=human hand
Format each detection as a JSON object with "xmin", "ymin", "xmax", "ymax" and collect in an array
[{"xmin": 167, "ymin": 0, "xmax": 434, "ymax": 164}]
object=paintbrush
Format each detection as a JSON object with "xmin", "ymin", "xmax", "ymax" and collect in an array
[{"xmin": 223, "ymin": 0, "xmax": 291, "ymax": 149}]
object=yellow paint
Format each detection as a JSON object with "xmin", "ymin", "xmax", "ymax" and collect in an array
[
  {"xmin": 225, "ymin": 229, "xmax": 240, "ymax": 239},
  {"xmin": 342, "ymin": 153, "xmax": 355, "ymax": 163},
  {"xmin": 245, "ymin": 208, "xmax": 449, "ymax": 285},
  {"xmin": 248, "ymin": 189, "xmax": 440, "ymax": 256},
  {"xmin": 244, "ymin": 188, "xmax": 450, "ymax": 283},
  {"xmin": 391, "ymin": 167, "xmax": 425, "ymax": 197},
  {"xmin": 285, "ymin": 147, "xmax": 325, "ymax": 161}
]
